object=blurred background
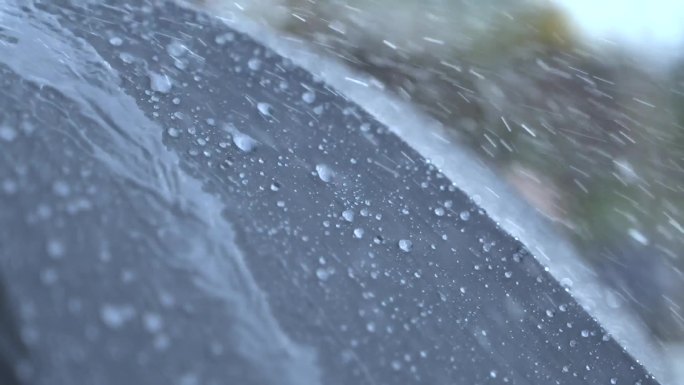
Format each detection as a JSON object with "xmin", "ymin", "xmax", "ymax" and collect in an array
[{"xmin": 201, "ymin": 0, "xmax": 684, "ymax": 381}]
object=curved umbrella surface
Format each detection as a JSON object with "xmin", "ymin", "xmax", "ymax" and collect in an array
[{"xmin": 0, "ymin": 1, "xmax": 661, "ymax": 384}]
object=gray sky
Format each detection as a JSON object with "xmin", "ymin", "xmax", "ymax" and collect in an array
[{"xmin": 555, "ymin": 0, "xmax": 684, "ymax": 57}]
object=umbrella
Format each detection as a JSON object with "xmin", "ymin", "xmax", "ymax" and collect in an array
[{"xmin": 0, "ymin": 1, "xmax": 661, "ymax": 384}]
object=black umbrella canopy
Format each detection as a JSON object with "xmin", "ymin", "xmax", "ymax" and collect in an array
[{"xmin": 0, "ymin": 1, "xmax": 661, "ymax": 384}]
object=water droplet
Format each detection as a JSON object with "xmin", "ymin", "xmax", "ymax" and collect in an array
[
  {"xmin": 247, "ymin": 58, "xmax": 261, "ymax": 71},
  {"xmin": 459, "ymin": 210, "xmax": 470, "ymax": 221},
  {"xmin": 46, "ymin": 239, "xmax": 65, "ymax": 259},
  {"xmin": 214, "ymin": 32, "xmax": 234, "ymax": 45},
  {"xmin": 52, "ymin": 180, "xmax": 70, "ymax": 197},
  {"xmin": 315, "ymin": 164, "xmax": 334, "ymax": 183},
  {"xmin": 149, "ymin": 72, "xmax": 172, "ymax": 93},
  {"xmin": 143, "ymin": 313, "xmax": 163, "ymax": 333},
  {"xmin": 119, "ymin": 52, "xmax": 134, "ymax": 64},
  {"xmin": 316, "ymin": 267, "xmax": 331, "ymax": 281},
  {"xmin": 270, "ymin": 182, "xmax": 281, "ymax": 192},
  {"xmin": 398, "ymin": 239, "xmax": 413, "ymax": 252},
  {"xmin": 1, "ymin": 179, "xmax": 17, "ymax": 195},
  {"xmin": 560, "ymin": 277, "xmax": 574, "ymax": 288},
  {"xmin": 366, "ymin": 322, "xmax": 376, "ymax": 333},
  {"xmin": 167, "ymin": 127, "xmax": 180, "ymax": 138},
  {"xmin": 109, "ymin": 36, "xmax": 123, "ymax": 46},
  {"xmin": 581, "ymin": 330, "xmax": 590, "ymax": 338},
  {"xmin": 504, "ymin": 271, "xmax": 513, "ymax": 278},
  {"xmin": 257, "ymin": 102, "xmax": 272, "ymax": 116},
  {"xmin": 512, "ymin": 252, "xmax": 524, "ymax": 263},
  {"xmin": 610, "ymin": 378, "xmax": 617, "ymax": 385},
  {"xmin": 154, "ymin": 334, "xmax": 170, "ymax": 351},
  {"xmin": 0, "ymin": 126, "xmax": 17, "ymax": 142},
  {"xmin": 232, "ymin": 131, "xmax": 258, "ymax": 153},
  {"xmin": 40, "ymin": 268, "xmax": 58, "ymax": 286},
  {"xmin": 302, "ymin": 91, "xmax": 316, "ymax": 104},
  {"xmin": 100, "ymin": 304, "xmax": 136, "ymax": 329},
  {"xmin": 434, "ymin": 207, "xmax": 445, "ymax": 217},
  {"xmin": 391, "ymin": 360, "xmax": 402, "ymax": 371},
  {"xmin": 353, "ymin": 228, "xmax": 365, "ymax": 239},
  {"xmin": 342, "ymin": 209, "xmax": 354, "ymax": 222},
  {"xmin": 65, "ymin": 198, "xmax": 92, "ymax": 215},
  {"xmin": 490, "ymin": 370, "xmax": 497, "ymax": 378},
  {"xmin": 166, "ymin": 41, "xmax": 185, "ymax": 57}
]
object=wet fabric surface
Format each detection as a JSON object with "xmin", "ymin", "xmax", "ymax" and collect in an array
[{"xmin": 0, "ymin": 1, "xmax": 659, "ymax": 384}]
